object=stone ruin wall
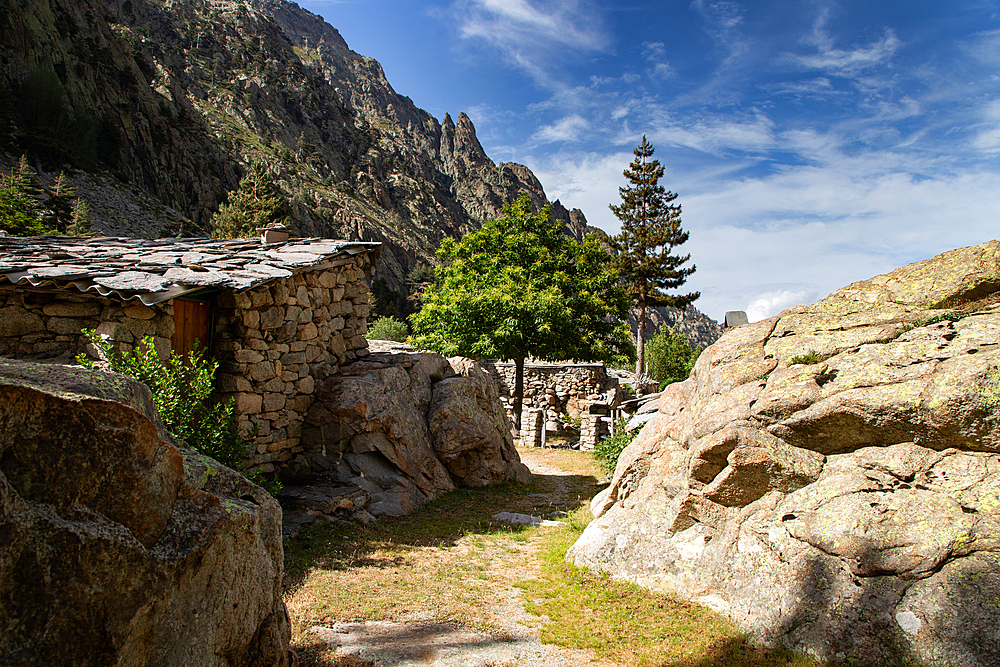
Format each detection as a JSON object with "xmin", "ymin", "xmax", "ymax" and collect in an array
[
  {"xmin": 0, "ymin": 253, "xmax": 374, "ymax": 473},
  {"xmin": 482, "ymin": 361, "xmax": 620, "ymax": 449},
  {"xmin": 482, "ymin": 361, "xmax": 619, "ymax": 419}
]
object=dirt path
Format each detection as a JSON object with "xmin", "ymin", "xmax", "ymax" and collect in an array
[{"xmin": 287, "ymin": 447, "xmax": 615, "ymax": 667}]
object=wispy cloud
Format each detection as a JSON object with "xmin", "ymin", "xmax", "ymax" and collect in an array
[
  {"xmin": 532, "ymin": 114, "xmax": 589, "ymax": 143},
  {"xmin": 690, "ymin": 0, "xmax": 749, "ymax": 63},
  {"xmin": 786, "ymin": 9, "xmax": 900, "ymax": 75},
  {"xmin": 450, "ymin": 0, "xmax": 609, "ymax": 86}
]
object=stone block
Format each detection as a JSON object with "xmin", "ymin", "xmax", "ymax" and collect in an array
[
  {"xmin": 46, "ymin": 317, "xmax": 89, "ymax": 336},
  {"xmin": 234, "ymin": 349, "xmax": 264, "ymax": 364},
  {"xmin": 297, "ymin": 322, "xmax": 318, "ymax": 340},
  {"xmin": 290, "ymin": 341, "xmax": 307, "ymax": 352},
  {"xmin": 235, "ymin": 392, "xmax": 263, "ymax": 414},
  {"xmin": 306, "ymin": 343, "xmax": 324, "ymax": 362},
  {"xmin": 296, "ymin": 375, "xmax": 315, "ymax": 394},
  {"xmin": 218, "ymin": 373, "xmax": 252, "ymax": 393},
  {"xmin": 263, "ymin": 393, "xmax": 286, "ymax": 412},
  {"xmin": 261, "ymin": 307, "xmax": 284, "ymax": 330},
  {"xmin": 248, "ymin": 361, "xmax": 275, "ymax": 382},
  {"xmin": 296, "ymin": 286, "xmax": 310, "ymax": 306},
  {"xmin": 242, "ymin": 310, "xmax": 260, "ymax": 328},
  {"xmin": 272, "ymin": 283, "xmax": 289, "ymax": 305},
  {"xmin": 155, "ymin": 316, "xmax": 175, "ymax": 338},
  {"xmin": 123, "ymin": 304, "xmax": 156, "ymax": 320},
  {"xmin": 318, "ymin": 271, "xmax": 337, "ymax": 288},
  {"xmin": 281, "ymin": 351, "xmax": 307, "ymax": 365},
  {"xmin": 42, "ymin": 301, "xmax": 101, "ymax": 318},
  {"xmin": 262, "ymin": 377, "xmax": 285, "ymax": 392},
  {"xmin": 0, "ymin": 306, "xmax": 44, "ymax": 337},
  {"xmin": 248, "ymin": 338, "xmax": 269, "ymax": 351},
  {"xmin": 249, "ymin": 289, "xmax": 273, "ymax": 307},
  {"xmin": 331, "ymin": 286, "xmax": 346, "ymax": 301}
]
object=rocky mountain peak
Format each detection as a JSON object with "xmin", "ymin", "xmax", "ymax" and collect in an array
[{"xmin": 0, "ymin": 0, "xmax": 598, "ymax": 298}]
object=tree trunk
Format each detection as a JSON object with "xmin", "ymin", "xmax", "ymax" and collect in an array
[
  {"xmin": 635, "ymin": 298, "xmax": 647, "ymax": 378},
  {"xmin": 513, "ymin": 356, "xmax": 525, "ymax": 436}
]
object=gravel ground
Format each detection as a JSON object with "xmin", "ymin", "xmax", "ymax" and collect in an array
[{"xmin": 299, "ymin": 448, "xmax": 615, "ymax": 667}]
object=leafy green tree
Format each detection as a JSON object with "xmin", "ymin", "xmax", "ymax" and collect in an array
[
  {"xmin": 77, "ymin": 332, "xmax": 258, "ymax": 483},
  {"xmin": 410, "ymin": 194, "xmax": 633, "ymax": 428},
  {"xmin": 210, "ymin": 161, "xmax": 290, "ymax": 238},
  {"xmin": 610, "ymin": 137, "xmax": 698, "ymax": 377},
  {"xmin": 645, "ymin": 327, "xmax": 700, "ymax": 389}
]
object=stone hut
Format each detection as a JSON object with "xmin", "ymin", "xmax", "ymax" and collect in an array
[{"xmin": 0, "ymin": 235, "xmax": 380, "ymax": 473}]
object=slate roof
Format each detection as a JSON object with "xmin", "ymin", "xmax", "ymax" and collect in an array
[{"xmin": 0, "ymin": 236, "xmax": 381, "ymax": 305}]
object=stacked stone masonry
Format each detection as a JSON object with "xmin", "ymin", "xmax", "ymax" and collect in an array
[
  {"xmin": 482, "ymin": 361, "xmax": 620, "ymax": 421},
  {"xmin": 204, "ymin": 258, "xmax": 372, "ymax": 472},
  {"xmin": 483, "ymin": 361, "xmax": 621, "ymax": 449},
  {"xmin": 0, "ymin": 289, "xmax": 175, "ymax": 360}
]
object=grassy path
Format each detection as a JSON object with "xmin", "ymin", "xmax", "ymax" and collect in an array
[{"xmin": 282, "ymin": 447, "xmax": 819, "ymax": 667}]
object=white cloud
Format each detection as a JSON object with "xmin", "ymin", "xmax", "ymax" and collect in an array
[
  {"xmin": 450, "ymin": 0, "xmax": 609, "ymax": 86},
  {"xmin": 972, "ymin": 98, "xmax": 1000, "ymax": 153},
  {"xmin": 746, "ymin": 290, "xmax": 814, "ymax": 322},
  {"xmin": 532, "ymin": 114, "xmax": 589, "ymax": 143},
  {"xmin": 786, "ymin": 9, "xmax": 900, "ymax": 75}
]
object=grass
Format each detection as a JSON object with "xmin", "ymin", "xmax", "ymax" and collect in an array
[
  {"xmin": 282, "ymin": 447, "xmax": 834, "ymax": 667},
  {"xmin": 787, "ymin": 350, "xmax": 834, "ymax": 366},
  {"xmin": 518, "ymin": 510, "xmax": 820, "ymax": 667}
]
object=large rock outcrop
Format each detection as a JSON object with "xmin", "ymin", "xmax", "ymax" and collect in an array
[
  {"xmin": 569, "ymin": 240, "xmax": 1000, "ymax": 666},
  {"xmin": 301, "ymin": 346, "xmax": 530, "ymax": 516},
  {"xmin": 0, "ymin": 360, "xmax": 291, "ymax": 666}
]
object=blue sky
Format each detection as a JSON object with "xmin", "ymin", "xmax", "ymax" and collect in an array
[{"xmin": 296, "ymin": 0, "xmax": 1000, "ymax": 323}]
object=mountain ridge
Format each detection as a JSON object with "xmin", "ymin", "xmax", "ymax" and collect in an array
[{"xmin": 0, "ymin": 0, "xmax": 596, "ymax": 293}]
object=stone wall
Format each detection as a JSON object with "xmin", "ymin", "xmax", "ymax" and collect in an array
[
  {"xmin": 482, "ymin": 361, "xmax": 621, "ymax": 422},
  {"xmin": 212, "ymin": 255, "xmax": 373, "ymax": 472},
  {"xmin": 0, "ymin": 288, "xmax": 175, "ymax": 360}
]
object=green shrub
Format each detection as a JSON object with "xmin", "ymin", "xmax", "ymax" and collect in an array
[
  {"xmin": 645, "ymin": 327, "xmax": 700, "ymax": 390},
  {"xmin": 366, "ymin": 315, "xmax": 409, "ymax": 342},
  {"xmin": 593, "ymin": 418, "xmax": 639, "ymax": 476},
  {"xmin": 77, "ymin": 332, "xmax": 258, "ymax": 482}
]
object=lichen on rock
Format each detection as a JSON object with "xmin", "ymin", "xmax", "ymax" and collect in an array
[
  {"xmin": 568, "ymin": 241, "xmax": 1000, "ymax": 667},
  {"xmin": 0, "ymin": 360, "xmax": 292, "ymax": 666}
]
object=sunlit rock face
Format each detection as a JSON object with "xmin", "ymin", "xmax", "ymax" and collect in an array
[{"xmin": 570, "ymin": 240, "xmax": 1000, "ymax": 667}]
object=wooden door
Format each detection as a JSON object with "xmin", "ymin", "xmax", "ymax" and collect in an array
[{"xmin": 171, "ymin": 298, "xmax": 212, "ymax": 359}]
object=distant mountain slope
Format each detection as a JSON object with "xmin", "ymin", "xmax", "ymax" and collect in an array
[{"xmin": 0, "ymin": 0, "xmax": 595, "ymax": 291}]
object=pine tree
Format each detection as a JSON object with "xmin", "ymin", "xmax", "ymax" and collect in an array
[
  {"xmin": 67, "ymin": 198, "xmax": 92, "ymax": 236},
  {"xmin": 12, "ymin": 155, "xmax": 43, "ymax": 200},
  {"xmin": 610, "ymin": 136, "xmax": 698, "ymax": 378},
  {"xmin": 42, "ymin": 171, "xmax": 76, "ymax": 232},
  {"xmin": 210, "ymin": 161, "xmax": 290, "ymax": 238}
]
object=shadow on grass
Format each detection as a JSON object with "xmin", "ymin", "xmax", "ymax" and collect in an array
[{"xmin": 283, "ymin": 471, "xmax": 603, "ymax": 587}]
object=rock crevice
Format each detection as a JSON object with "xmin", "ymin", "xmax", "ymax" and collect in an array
[{"xmin": 570, "ymin": 241, "xmax": 1000, "ymax": 667}]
